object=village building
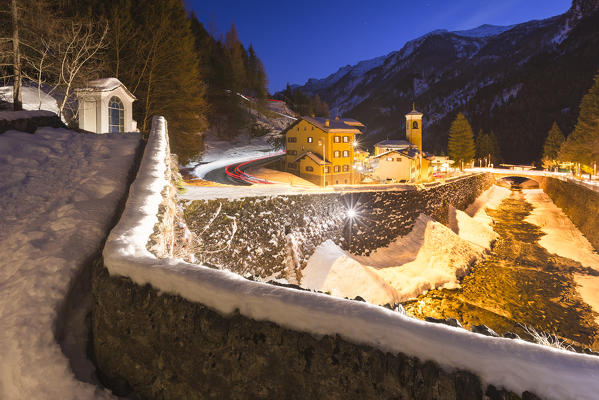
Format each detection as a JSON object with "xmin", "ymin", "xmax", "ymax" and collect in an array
[
  {"xmin": 284, "ymin": 116, "xmax": 365, "ymax": 186},
  {"xmin": 75, "ymin": 78, "xmax": 137, "ymax": 134},
  {"xmin": 369, "ymin": 106, "xmax": 433, "ymax": 183}
]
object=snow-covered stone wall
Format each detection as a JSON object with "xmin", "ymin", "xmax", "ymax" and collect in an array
[
  {"xmin": 94, "ymin": 116, "xmax": 599, "ymax": 400},
  {"xmin": 0, "ymin": 110, "xmax": 64, "ymax": 134}
]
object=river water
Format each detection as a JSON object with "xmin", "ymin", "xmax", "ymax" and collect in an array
[{"xmin": 403, "ymin": 189, "xmax": 599, "ymax": 350}]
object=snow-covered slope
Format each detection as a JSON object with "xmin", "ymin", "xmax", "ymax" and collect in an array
[
  {"xmin": 0, "ymin": 124, "xmax": 140, "ymax": 399},
  {"xmin": 0, "ymin": 86, "xmax": 59, "ymax": 114}
]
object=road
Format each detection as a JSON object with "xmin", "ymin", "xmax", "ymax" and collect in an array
[{"xmin": 203, "ymin": 154, "xmax": 284, "ymax": 186}]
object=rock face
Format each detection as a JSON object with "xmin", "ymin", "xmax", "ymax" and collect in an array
[{"xmin": 92, "ymin": 258, "xmax": 535, "ymax": 400}]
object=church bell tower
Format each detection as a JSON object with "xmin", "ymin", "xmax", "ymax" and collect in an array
[{"xmin": 405, "ymin": 103, "xmax": 423, "ymax": 151}]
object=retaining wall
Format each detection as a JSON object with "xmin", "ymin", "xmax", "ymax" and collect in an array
[
  {"xmin": 93, "ymin": 116, "xmax": 599, "ymax": 400},
  {"xmin": 0, "ymin": 110, "xmax": 64, "ymax": 133}
]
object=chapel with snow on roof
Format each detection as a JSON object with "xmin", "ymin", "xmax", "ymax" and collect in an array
[{"xmin": 75, "ymin": 78, "xmax": 137, "ymax": 134}]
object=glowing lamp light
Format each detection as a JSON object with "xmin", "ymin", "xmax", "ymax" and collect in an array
[
  {"xmin": 352, "ymin": 141, "xmax": 358, "ymax": 147},
  {"xmin": 346, "ymin": 208, "xmax": 357, "ymax": 219}
]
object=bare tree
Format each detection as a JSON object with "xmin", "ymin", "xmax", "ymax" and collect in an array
[{"xmin": 11, "ymin": 0, "xmax": 22, "ymax": 110}]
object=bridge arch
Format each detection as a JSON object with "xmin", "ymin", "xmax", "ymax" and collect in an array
[{"xmin": 494, "ymin": 175, "xmax": 540, "ymax": 189}]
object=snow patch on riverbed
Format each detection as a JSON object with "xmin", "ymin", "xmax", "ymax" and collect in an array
[
  {"xmin": 449, "ymin": 206, "xmax": 498, "ymax": 249},
  {"xmin": 523, "ymin": 189, "xmax": 599, "ymax": 325},
  {"xmin": 301, "ymin": 214, "xmax": 484, "ymax": 305},
  {"xmin": 522, "ymin": 189, "xmax": 599, "ymax": 270},
  {"xmin": 465, "ymin": 184, "xmax": 512, "ymax": 224}
]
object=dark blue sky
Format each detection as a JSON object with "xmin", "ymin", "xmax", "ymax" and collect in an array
[{"xmin": 184, "ymin": 0, "xmax": 572, "ymax": 93}]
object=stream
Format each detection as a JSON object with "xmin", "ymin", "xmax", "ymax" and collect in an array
[{"xmin": 403, "ymin": 189, "xmax": 599, "ymax": 350}]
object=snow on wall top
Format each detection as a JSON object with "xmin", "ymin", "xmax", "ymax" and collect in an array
[{"xmin": 103, "ymin": 116, "xmax": 599, "ymax": 400}]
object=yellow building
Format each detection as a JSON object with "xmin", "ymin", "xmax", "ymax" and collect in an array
[
  {"xmin": 370, "ymin": 106, "xmax": 433, "ymax": 183},
  {"xmin": 285, "ymin": 116, "xmax": 364, "ymax": 186}
]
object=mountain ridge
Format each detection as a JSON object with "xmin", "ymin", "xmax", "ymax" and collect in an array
[{"xmin": 284, "ymin": 0, "xmax": 599, "ymax": 163}]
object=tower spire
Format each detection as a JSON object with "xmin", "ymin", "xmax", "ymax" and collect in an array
[{"xmin": 412, "ymin": 102, "xmax": 416, "ymax": 111}]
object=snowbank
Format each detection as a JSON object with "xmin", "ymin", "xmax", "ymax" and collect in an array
[
  {"xmin": 464, "ymin": 184, "xmax": 511, "ymax": 224},
  {"xmin": 0, "ymin": 85, "xmax": 60, "ymax": 114},
  {"xmin": 0, "ymin": 126, "xmax": 140, "ymax": 399},
  {"xmin": 523, "ymin": 189, "xmax": 599, "ymax": 270},
  {"xmin": 523, "ymin": 188, "xmax": 599, "ymax": 326},
  {"xmin": 302, "ymin": 215, "xmax": 483, "ymax": 304},
  {"xmin": 449, "ymin": 206, "xmax": 498, "ymax": 249},
  {"xmin": 103, "ymin": 119, "xmax": 599, "ymax": 400},
  {"xmin": 301, "ymin": 240, "xmax": 400, "ymax": 305}
]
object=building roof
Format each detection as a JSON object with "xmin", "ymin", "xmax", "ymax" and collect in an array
[
  {"xmin": 373, "ymin": 147, "xmax": 434, "ymax": 160},
  {"xmin": 76, "ymin": 78, "xmax": 137, "ymax": 100},
  {"xmin": 375, "ymin": 139, "xmax": 411, "ymax": 148},
  {"xmin": 302, "ymin": 116, "xmax": 363, "ymax": 134},
  {"xmin": 293, "ymin": 151, "xmax": 331, "ymax": 165}
]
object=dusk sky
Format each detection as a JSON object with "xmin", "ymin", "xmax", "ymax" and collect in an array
[{"xmin": 185, "ymin": 0, "xmax": 573, "ymax": 93}]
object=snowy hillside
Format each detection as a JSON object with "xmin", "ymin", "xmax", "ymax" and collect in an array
[{"xmin": 0, "ymin": 86, "xmax": 59, "ymax": 115}]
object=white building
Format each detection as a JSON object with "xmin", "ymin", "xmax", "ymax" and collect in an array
[{"xmin": 75, "ymin": 78, "xmax": 137, "ymax": 133}]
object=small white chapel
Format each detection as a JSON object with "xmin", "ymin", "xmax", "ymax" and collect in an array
[{"xmin": 75, "ymin": 78, "xmax": 137, "ymax": 134}]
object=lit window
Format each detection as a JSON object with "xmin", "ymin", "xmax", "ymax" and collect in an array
[
  {"xmin": 343, "ymin": 165, "xmax": 349, "ymax": 172},
  {"xmin": 108, "ymin": 97, "xmax": 124, "ymax": 133},
  {"xmin": 287, "ymin": 137, "xmax": 297, "ymax": 143},
  {"xmin": 324, "ymin": 166, "xmax": 330, "ymax": 173},
  {"xmin": 307, "ymin": 137, "xmax": 313, "ymax": 143},
  {"xmin": 334, "ymin": 165, "xmax": 340, "ymax": 172},
  {"xmin": 413, "ymin": 121, "xmax": 419, "ymax": 129},
  {"xmin": 334, "ymin": 151, "xmax": 340, "ymax": 158},
  {"xmin": 343, "ymin": 136, "xmax": 349, "ymax": 143},
  {"xmin": 343, "ymin": 150, "xmax": 349, "ymax": 157},
  {"xmin": 387, "ymin": 157, "xmax": 393, "ymax": 161},
  {"xmin": 334, "ymin": 136, "xmax": 340, "ymax": 143}
]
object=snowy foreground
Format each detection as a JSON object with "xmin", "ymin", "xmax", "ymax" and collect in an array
[
  {"xmin": 104, "ymin": 118, "xmax": 599, "ymax": 400},
  {"xmin": 0, "ymin": 127, "xmax": 139, "ymax": 399},
  {"xmin": 301, "ymin": 186, "xmax": 510, "ymax": 305}
]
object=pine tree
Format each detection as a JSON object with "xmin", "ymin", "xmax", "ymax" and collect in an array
[
  {"xmin": 542, "ymin": 122, "xmax": 565, "ymax": 168},
  {"xmin": 475, "ymin": 131, "xmax": 501, "ymax": 166},
  {"xmin": 448, "ymin": 112, "xmax": 475, "ymax": 170},
  {"xmin": 559, "ymin": 72, "xmax": 599, "ymax": 169}
]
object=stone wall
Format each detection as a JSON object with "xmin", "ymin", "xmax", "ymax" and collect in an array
[
  {"xmin": 0, "ymin": 110, "xmax": 64, "ymax": 133},
  {"xmin": 184, "ymin": 174, "xmax": 493, "ymax": 281},
  {"xmin": 92, "ymin": 258, "xmax": 535, "ymax": 400}
]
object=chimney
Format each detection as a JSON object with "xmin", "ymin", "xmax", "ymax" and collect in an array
[
  {"xmin": 335, "ymin": 115, "xmax": 340, "ymax": 121},
  {"xmin": 325, "ymin": 119, "xmax": 330, "ymax": 127}
]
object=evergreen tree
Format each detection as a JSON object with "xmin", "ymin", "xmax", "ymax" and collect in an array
[
  {"xmin": 542, "ymin": 122, "xmax": 565, "ymax": 167},
  {"xmin": 559, "ymin": 72, "xmax": 599, "ymax": 170},
  {"xmin": 475, "ymin": 130, "xmax": 501, "ymax": 166},
  {"xmin": 448, "ymin": 112, "xmax": 475, "ymax": 169}
]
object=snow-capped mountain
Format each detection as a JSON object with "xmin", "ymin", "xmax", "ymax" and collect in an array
[{"xmin": 284, "ymin": 0, "xmax": 599, "ymax": 163}]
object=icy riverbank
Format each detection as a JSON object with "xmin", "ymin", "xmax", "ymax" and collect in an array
[
  {"xmin": 523, "ymin": 188, "xmax": 599, "ymax": 325},
  {"xmin": 301, "ymin": 185, "xmax": 510, "ymax": 304}
]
